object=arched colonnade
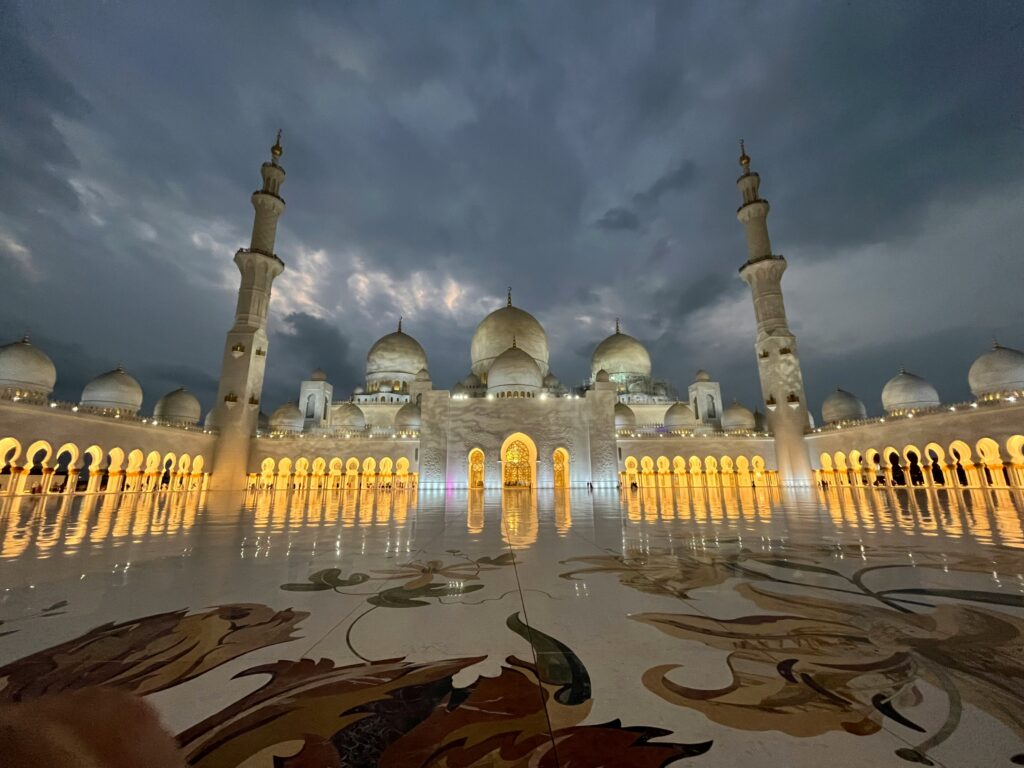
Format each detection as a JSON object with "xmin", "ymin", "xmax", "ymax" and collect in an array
[
  {"xmin": 815, "ymin": 434, "xmax": 1024, "ymax": 490},
  {"xmin": 251, "ymin": 455, "xmax": 416, "ymax": 491},
  {"xmin": 0, "ymin": 436, "xmax": 208, "ymax": 495}
]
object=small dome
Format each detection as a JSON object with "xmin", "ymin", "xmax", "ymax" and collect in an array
[
  {"xmin": 394, "ymin": 401, "xmax": 421, "ymax": 429},
  {"xmin": 310, "ymin": 368, "xmax": 328, "ymax": 382},
  {"xmin": 591, "ymin": 329, "xmax": 651, "ymax": 378},
  {"xmin": 822, "ymin": 388, "xmax": 867, "ymax": 424},
  {"xmin": 0, "ymin": 336, "xmax": 57, "ymax": 397},
  {"xmin": 80, "ymin": 365, "xmax": 143, "ymax": 415},
  {"xmin": 204, "ymin": 409, "xmax": 218, "ymax": 429},
  {"xmin": 487, "ymin": 345, "xmax": 542, "ymax": 394},
  {"xmin": 882, "ymin": 369, "xmax": 940, "ymax": 413},
  {"xmin": 331, "ymin": 401, "xmax": 366, "ymax": 430},
  {"xmin": 595, "ymin": 369, "xmax": 610, "ymax": 383},
  {"xmin": 269, "ymin": 402, "xmax": 304, "ymax": 432},
  {"xmin": 153, "ymin": 387, "xmax": 201, "ymax": 425},
  {"xmin": 353, "ymin": 386, "xmax": 365, "ymax": 395},
  {"xmin": 367, "ymin": 328, "xmax": 428, "ymax": 382},
  {"xmin": 694, "ymin": 369, "xmax": 711, "ymax": 383},
  {"xmin": 415, "ymin": 367, "xmax": 431, "ymax": 382},
  {"xmin": 452, "ymin": 382, "xmax": 468, "ymax": 395},
  {"xmin": 627, "ymin": 381, "xmax": 645, "ymax": 394},
  {"xmin": 542, "ymin": 372, "xmax": 560, "ymax": 388},
  {"xmin": 471, "ymin": 303, "xmax": 549, "ymax": 377},
  {"xmin": 614, "ymin": 402, "xmax": 636, "ymax": 429},
  {"xmin": 722, "ymin": 400, "xmax": 756, "ymax": 432},
  {"xmin": 664, "ymin": 401, "xmax": 695, "ymax": 430},
  {"xmin": 968, "ymin": 343, "xmax": 1024, "ymax": 398},
  {"xmin": 460, "ymin": 372, "xmax": 481, "ymax": 388}
]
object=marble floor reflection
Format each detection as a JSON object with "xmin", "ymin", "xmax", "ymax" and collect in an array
[{"xmin": 0, "ymin": 484, "xmax": 1022, "ymax": 766}]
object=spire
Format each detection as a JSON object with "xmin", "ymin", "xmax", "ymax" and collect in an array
[
  {"xmin": 615, "ymin": 317, "xmax": 620, "ymax": 334},
  {"xmin": 398, "ymin": 316, "xmax": 403, "ymax": 333},
  {"xmin": 507, "ymin": 286, "xmax": 512, "ymax": 308},
  {"xmin": 738, "ymin": 139, "xmax": 750, "ymax": 173},
  {"xmin": 271, "ymin": 129, "xmax": 283, "ymax": 163}
]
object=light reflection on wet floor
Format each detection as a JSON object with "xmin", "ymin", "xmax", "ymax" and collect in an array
[{"xmin": 1, "ymin": 484, "xmax": 1021, "ymax": 566}]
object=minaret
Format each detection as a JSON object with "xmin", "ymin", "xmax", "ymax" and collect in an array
[
  {"xmin": 209, "ymin": 132, "xmax": 287, "ymax": 490},
  {"xmin": 735, "ymin": 141, "xmax": 812, "ymax": 485}
]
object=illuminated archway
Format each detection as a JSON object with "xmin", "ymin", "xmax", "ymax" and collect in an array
[
  {"xmin": 501, "ymin": 432, "xmax": 536, "ymax": 488},
  {"xmin": 468, "ymin": 448, "xmax": 485, "ymax": 489},
  {"xmin": 553, "ymin": 447, "xmax": 570, "ymax": 488}
]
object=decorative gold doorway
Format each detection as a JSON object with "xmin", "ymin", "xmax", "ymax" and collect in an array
[
  {"xmin": 553, "ymin": 448, "xmax": 569, "ymax": 488},
  {"xmin": 503, "ymin": 439, "xmax": 533, "ymax": 487},
  {"xmin": 468, "ymin": 448, "xmax": 484, "ymax": 489}
]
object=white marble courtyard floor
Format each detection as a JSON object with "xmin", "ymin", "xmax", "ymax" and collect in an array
[{"xmin": 0, "ymin": 485, "xmax": 1022, "ymax": 767}]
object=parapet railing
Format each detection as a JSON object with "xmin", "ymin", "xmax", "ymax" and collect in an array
[
  {"xmin": 0, "ymin": 394, "xmax": 217, "ymax": 435},
  {"xmin": 809, "ymin": 396, "xmax": 1020, "ymax": 435},
  {"xmin": 616, "ymin": 425, "xmax": 771, "ymax": 439},
  {"xmin": 257, "ymin": 427, "xmax": 420, "ymax": 440}
]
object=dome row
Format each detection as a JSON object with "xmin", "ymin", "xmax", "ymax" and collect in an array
[
  {"xmin": 0, "ymin": 337, "xmax": 202, "ymax": 424},
  {"xmin": 821, "ymin": 343, "xmax": 1024, "ymax": 423},
  {"xmin": 615, "ymin": 399, "xmax": 757, "ymax": 433}
]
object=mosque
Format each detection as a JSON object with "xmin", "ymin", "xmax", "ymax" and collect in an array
[{"xmin": 1, "ymin": 136, "xmax": 1023, "ymax": 495}]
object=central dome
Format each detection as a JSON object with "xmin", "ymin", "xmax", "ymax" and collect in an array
[
  {"xmin": 471, "ymin": 301, "xmax": 548, "ymax": 378},
  {"xmin": 591, "ymin": 328, "xmax": 651, "ymax": 378},
  {"xmin": 366, "ymin": 324, "xmax": 428, "ymax": 387},
  {"xmin": 487, "ymin": 344, "xmax": 542, "ymax": 395}
]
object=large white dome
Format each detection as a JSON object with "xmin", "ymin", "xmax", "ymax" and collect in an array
[
  {"xmin": 154, "ymin": 387, "xmax": 201, "ymax": 426},
  {"xmin": 614, "ymin": 403, "xmax": 636, "ymax": 429},
  {"xmin": 367, "ymin": 326, "xmax": 428, "ymax": 385},
  {"xmin": 722, "ymin": 400, "xmax": 756, "ymax": 432},
  {"xmin": 881, "ymin": 369, "xmax": 940, "ymax": 413},
  {"xmin": 394, "ymin": 401, "xmax": 421, "ymax": 429},
  {"xmin": 0, "ymin": 336, "xmax": 56, "ymax": 397},
  {"xmin": 664, "ymin": 401, "xmax": 695, "ymax": 430},
  {"xmin": 822, "ymin": 388, "xmax": 867, "ymax": 424},
  {"xmin": 471, "ymin": 301, "xmax": 549, "ymax": 378},
  {"xmin": 968, "ymin": 343, "xmax": 1024, "ymax": 398},
  {"xmin": 269, "ymin": 402, "xmax": 304, "ymax": 432},
  {"xmin": 331, "ymin": 401, "xmax": 366, "ymax": 430},
  {"xmin": 80, "ymin": 365, "xmax": 143, "ymax": 415},
  {"xmin": 487, "ymin": 344, "xmax": 542, "ymax": 394},
  {"xmin": 591, "ymin": 328, "xmax": 651, "ymax": 378}
]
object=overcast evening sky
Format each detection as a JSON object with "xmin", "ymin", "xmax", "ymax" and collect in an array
[{"xmin": 2, "ymin": 1, "xmax": 1023, "ymax": 420}]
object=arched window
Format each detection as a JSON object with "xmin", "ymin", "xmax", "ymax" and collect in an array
[
  {"xmin": 306, "ymin": 394, "xmax": 317, "ymax": 418},
  {"xmin": 706, "ymin": 394, "xmax": 716, "ymax": 419}
]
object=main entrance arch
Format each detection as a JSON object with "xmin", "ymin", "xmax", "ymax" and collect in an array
[{"xmin": 501, "ymin": 432, "xmax": 536, "ymax": 488}]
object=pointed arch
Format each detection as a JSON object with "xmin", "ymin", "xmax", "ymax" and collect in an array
[
  {"xmin": 468, "ymin": 448, "xmax": 485, "ymax": 489},
  {"xmin": 501, "ymin": 432, "xmax": 536, "ymax": 488},
  {"xmin": 553, "ymin": 447, "xmax": 570, "ymax": 488}
]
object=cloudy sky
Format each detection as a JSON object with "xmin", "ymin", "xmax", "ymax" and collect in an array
[{"xmin": 2, "ymin": 0, "xmax": 1022, "ymax": 419}]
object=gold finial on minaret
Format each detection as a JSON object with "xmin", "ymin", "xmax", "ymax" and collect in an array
[
  {"xmin": 398, "ymin": 316, "xmax": 403, "ymax": 333},
  {"xmin": 271, "ymin": 129, "xmax": 283, "ymax": 161},
  {"xmin": 615, "ymin": 317, "xmax": 620, "ymax": 334},
  {"xmin": 739, "ymin": 139, "xmax": 750, "ymax": 170},
  {"xmin": 507, "ymin": 286, "xmax": 512, "ymax": 307}
]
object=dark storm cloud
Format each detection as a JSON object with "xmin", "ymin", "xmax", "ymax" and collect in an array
[
  {"xmin": 1, "ymin": 0, "xmax": 1022, "ymax": 418},
  {"xmin": 595, "ymin": 160, "xmax": 696, "ymax": 230},
  {"xmin": 264, "ymin": 313, "xmax": 360, "ymax": 404},
  {"xmin": 595, "ymin": 207, "xmax": 640, "ymax": 231}
]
